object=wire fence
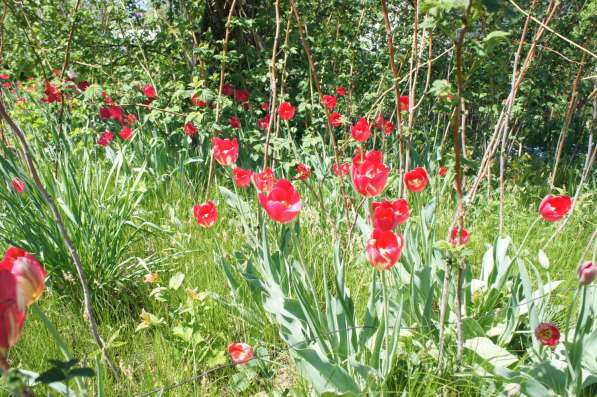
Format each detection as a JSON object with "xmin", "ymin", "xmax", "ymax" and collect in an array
[{"xmin": 135, "ymin": 283, "xmax": 595, "ymax": 396}]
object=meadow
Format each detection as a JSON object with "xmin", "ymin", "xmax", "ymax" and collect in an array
[{"xmin": 0, "ymin": 0, "xmax": 596, "ymax": 396}]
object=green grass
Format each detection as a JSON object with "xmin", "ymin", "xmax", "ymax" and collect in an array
[{"xmin": 8, "ymin": 169, "xmax": 596, "ymax": 396}]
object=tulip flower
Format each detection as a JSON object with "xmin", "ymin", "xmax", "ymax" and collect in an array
[
  {"xmin": 399, "ymin": 96, "xmax": 409, "ymax": 111},
  {"xmin": 11, "ymin": 178, "xmax": 25, "ymax": 193},
  {"xmin": 222, "ymin": 84, "xmax": 234, "ymax": 97},
  {"xmin": 336, "ymin": 87, "xmax": 346, "ymax": 97},
  {"xmin": 233, "ymin": 167, "xmax": 253, "ymax": 188},
  {"xmin": 260, "ymin": 102, "xmax": 269, "ymax": 111},
  {"xmin": 184, "ymin": 122, "xmax": 197, "ymax": 137},
  {"xmin": 191, "ymin": 93, "xmax": 206, "ymax": 107},
  {"xmin": 227, "ymin": 342, "xmax": 253, "ymax": 364},
  {"xmin": 278, "ymin": 102, "xmax": 295, "ymax": 121},
  {"xmin": 577, "ymin": 261, "xmax": 597, "ymax": 285},
  {"xmin": 323, "ymin": 95, "xmax": 337, "ymax": 110},
  {"xmin": 258, "ymin": 179, "xmax": 302, "ymax": 223},
  {"xmin": 333, "ymin": 162, "xmax": 350, "ymax": 178},
  {"xmin": 351, "ymin": 117, "xmax": 371, "ymax": 142},
  {"xmin": 193, "ymin": 201, "xmax": 218, "ymax": 228},
  {"xmin": 0, "ymin": 270, "xmax": 26, "ymax": 356},
  {"xmin": 329, "ymin": 112, "xmax": 342, "ymax": 127},
  {"xmin": 234, "ymin": 89, "xmax": 250, "ymax": 104},
  {"xmin": 539, "ymin": 195, "xmax": 572, "ymax": 222},
  {"xmin": 258, "ymin": 114, "xmax": 271, "ymax": 130},
  {"xmin": 404, "ymin": 167, "xmax": 429, "ymax": 193},
  {"xmin": 212, "ymin": 137, "xmax": 239, "ymax": 166},
  {"xmin": 294, "ymin": 163, "xmax": 310, "ymax": 181},
  {"xmin": 252, "ymin": 168, "xmax": 276, "ymax": 192},
  {"xmin": 98, "ymin": 130, "xmax": 114, "ymax": 147},
  {"xmin": 143, "ymin": 84, "xmax": 157, "ymax": 100},
  {"xmin": 230, "ymin": 115, "xmax": 241, "ymax": 129},
  {"xmin": 383, "ymin": 120, "xmax": 395, "ymax": 135},
  {"xmin": 0, "ymin": 74, "xmax": 9, "ymax": 80},
  {"xmin": 366, "ymin": 229, "xmax": 404, "ymax": 271},
  {"xmin": 351, "ymin": 150, "xmax": 389, "ymax": 197},
  {"xmin": 0, "ymin": 247, "xmax": 46, "ymax": 310},
  {"xmin": 439, "ymin": 167, "xmax": 447, "ymax": 177},
  {"xmin": 372, "ymin": 199, "xmax": 409, "ymax": 231},
  {"xmin": 119, "ymin": 127, "xmax": 133, "ymax": 141},
  {"xmin": 450, "ymin": 227, "xmax": 470, "ymax": 245},
  {"xmin": 534, "ymin": 322, "xmax": 560, "ymax": 346}
]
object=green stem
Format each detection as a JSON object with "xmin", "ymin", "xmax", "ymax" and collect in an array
[{"xmin": 381, "ymin": 271, "xmax": 390, "ymax": 376}]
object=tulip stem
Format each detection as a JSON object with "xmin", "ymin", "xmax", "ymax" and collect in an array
[{"xmin": 381, "ymin": 271, "xmax": 390, "ymax": 375}]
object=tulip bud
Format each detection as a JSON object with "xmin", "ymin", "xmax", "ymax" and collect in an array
[
  {"xmin": 577, "ymin": 261, "xmax": 597, "ymax": 285},
  {"xmin": 0, "ymin": 247, "xmax": 46, "ymax": 311}
]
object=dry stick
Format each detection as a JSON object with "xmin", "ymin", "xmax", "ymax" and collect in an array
[
  {"xmin": 380, "ymin": 0, "xmax": 405, "ymax": 197},
  {"xmin": 404, "ymin": 1, "xmax": 420, "ymax": 173},
  {"xmin": 452, "ymin": 6, "xmax": 470, "ymax": 365},
  {"xmin": 0, "ymin": 95, "xmax": 118, "ymax": 376},
  {"xmin": 206, "ymin": 0, "xmax": 237, "ymax": 194},
  {"xmin": 290, "ymin": 1, "xmax": 353, "ymax": 228},
  {"xmin": 548, "ymin": 53, "xmax": 587, "ymax": 188},
  {"xmin": 468, "ymin": 0, "xmax": 555, "ymax": 204},
  {"xmin": 59, "ymin": 0, "xmax": 83, "ymax": 81},
  {"xmin": 271, "ymin": 17, "xmax": 292, "ymax": 171},
  {"xmin": 263, "ymin": 0, "xmax": 281, "ymax": 169}
]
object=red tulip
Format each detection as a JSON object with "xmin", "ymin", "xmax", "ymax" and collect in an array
[
  {"xmin": 260, "ymin": 102, "xmax": 269, "ymax": 111},
  {"xmin": 399, "ymin": 96, "xmax": 409, "ymax": 112},
  {"xmin": 534, "ymin": 322, "xmax": 560, "ymax": 346},
  {"xmin": 212, "ymin": 137, "xmax": 239, "ymax": 166},
  {"xmin": 233, "ymin": 167, "xmax": 252, "ymax": 188},
  {"xmin": 323, "ymin": 95, "xmax": 337, "ymax": 110},
  {"xmin": 222, "ymin": 83, "xmax": 234, "ymax": 97},
  {"xmin": 230, "ymin": 115, "xmax": 241, "ymax": 129},
  {"xmin": 191, "ymin": 93, "xmax": 206, "ymax": 107},
  {"xmin": 119, "ymin": 127, "xmax": 133, "ymax": 141},
  {"xmin": 258, "ymin": 179, "xmax": 302, "ymax": 223},
  {"xmin": 450, "ymin": 227, "xmax": 470, "ymax": 245},
  {"xmin": 258, "ymin": 114, "xmax": 271, "ymax": 130},
  {"xmin": 0, "ymin": 74, "xmax": 8, "ymax": 80},
  {"xmin": 11, "ymin": 178, "xmax": 25, "ymax": 193},
  {"xmin": 278, "ymin": 102, "xmax": 295, "ymax": 121},
  {"xmin": 577, "ymin": 261, "xmax": 597, "ymax": 285},
  {"xmin": 77, "ymin": 81, "xmax": 90, "ymax": 91},
  {"xmin": 383, "ymin": 120, "xmax": 395, "ymax": 135},
  {"xmin": 366, "ymin": 229, "xmax": 404, "ymax": 271},
  {"xmin": 295, "ymin": 163, "xmax": 310, "ymax": 181},
  {"xmin": 329, "ymin": 112, "xmax": 342, "ymax": 127},
  {"xmin": 0, "ymin": 270, "xmax": 26, "ymax": 356},
  {"xmin": 351, "ymin": 150, "xmax": 389, "ymax": 197},
  {"xmin": 404, "ymin": 167, "xmax": 429, "ymax": 193},
  {"xmin": 143, "ymin": 84, "xmax": 157, "ymax": 100},
  {"xmin": 336, "ymin": 86, "xmax": 346, "ymax": 97},
  {"xmin": 99, "ymin": 107, "xmax": 111, "ymax": 120},
  {"xmin": 539, "ymin": 195, "xmax": 572, "ymax": 222},
  {"xmin": 98, "ymin": 130, "xmax": 114, "ymax": 147},
  {"xmin": 125, "ymin": 114, "xmax": 138, "ymax": 126},
  {"xmin": 234, "ymin": 89, "xmax": 250, "ymax": 104},
  {"xmin": 372, "ymin": 199, "xmax": 409, "ymax": 230},
  {"xmin": 253, "ymin": 168, "xmax": 276, "ymax": 192},
  {"xmin": 193, "ymin": 201, "xmax": 218, "ymax": 228},
  {"xmin": 374, "ymin": 115, "xmax": 385, "ymax": 131},
  {"xmin": 184, "ymin": 122, "xmax": 197, "ymax": 137},
  {"xmin": 0, "ymin": 247, "xmax": 46, "ymax": 310},
  {"xmin": 439, "ymin": 167, "xmax": 447, "ymax": 177},
  {"xmin": 333, "ymin": 162, "xmax": 350, "ymax": 178},
  {"xmin": 227, "ymin": 342, "xmax": 253, "ymax": 364},
  {"xmin": 43, "ymin": 82, "xmax": 61, "ymax": 103},
  {"xmin": 109, "ymin": 105, "xmax": 125, "ymax": 124},
  {"xmin": 351, "ymin": 117, "xmax": 371, "ymax": 142}
]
